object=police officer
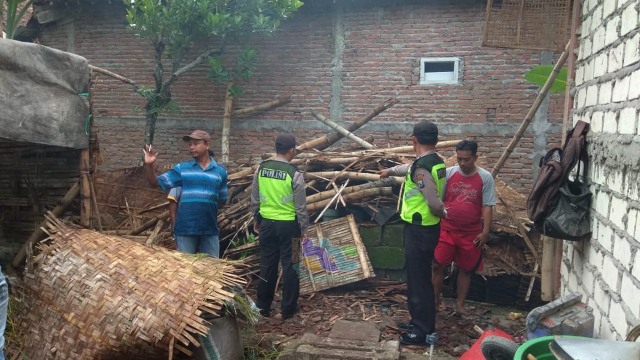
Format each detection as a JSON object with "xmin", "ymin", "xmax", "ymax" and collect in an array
[
  {"xmin": 380, "ymin": 121, "xmax": 446, "ymax": 345},
  {"xmin": 251, "ymin": 133, "xmax": 308, "ymax": 320}
]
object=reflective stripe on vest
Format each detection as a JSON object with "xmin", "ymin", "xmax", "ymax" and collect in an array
[
  {"xmin": 258, "ymin": 160, "xmax": 297, "ymax": 221},
  {"xmin": 400, "ymin": 155, "xmax": 446, "ymax": 226}
]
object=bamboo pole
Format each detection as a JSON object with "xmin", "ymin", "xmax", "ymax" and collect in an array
[
  {"xmin": 79, "ymin": 149, "xmax": 91, "ymax": 227},
  {"xmin": 89, "ymin": 65, "xmax": 138, "ymax": 88},
  {"xmin": 311, "ymin": 111, "xmax": 374, "ymax": 149},
  {"xmin": 490, "ymin": 40, "xmax": 571, "ymax": 178},
  {"xmin": 298, "ymin": 98, "xmax": 399, "ymax": 152},
  {"xmin": 232, "ymin": 96, "xmax": 291, "ymax": 117},
  {"xmin": 12, "ymin": 181, "xmax": 81, "ymax": 267},
  {"xmin": 130, "ymin": 210, "xmax": 170, "ymax": 236},
  {"xmin": 305, "ymin": 187, "xmax": 393, "ymax": 212},
  {"xmin": 221, "ymin": 82, "xmax": 234, "ymax": 163},
  {"xmin": 305, "ymin": 171, "xmax": 403, "ymax": 185}
]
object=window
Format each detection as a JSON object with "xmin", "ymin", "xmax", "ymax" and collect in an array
[{"xmin": 419, "ymin": 57, "xmax": 461, "ymax": 85}]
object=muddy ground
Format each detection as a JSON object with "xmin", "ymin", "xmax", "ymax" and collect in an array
[{"xmin": 241, "ymin": 279, "xmax": 528, "ymax": 359}]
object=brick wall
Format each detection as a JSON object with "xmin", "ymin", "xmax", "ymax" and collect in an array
[
  {"xmin": 37, "ymin": 0, "xmax": 564, "ymax": 192},
  {"xmin": 562, "ymin": 0, "xmax": 640, "ymax": 340}
]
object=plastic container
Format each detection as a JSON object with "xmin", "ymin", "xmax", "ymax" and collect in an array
[{"xmin": 514, "ymin": 335, "xmax": 578, "ymax": 360}]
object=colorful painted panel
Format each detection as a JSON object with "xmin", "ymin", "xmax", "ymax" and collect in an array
[{"xmin": 298, "ymin": 215, "xmax": 375, "ymax": 295}]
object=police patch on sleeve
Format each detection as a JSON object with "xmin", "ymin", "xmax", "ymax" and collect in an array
[{"xmin": 415, "ymin": 173, "xmax": 425, "ymax": 188}]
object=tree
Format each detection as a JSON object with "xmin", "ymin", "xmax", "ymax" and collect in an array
[
  {"xmin": 1, "ymin": 0, "xmax": 33, "ymax": 39},
  {"xmin": 208, "ymin": 47, "xmax": 257, "ymax": 163},
  {"xmin": 124, "ymin": 0, "xmax": 303, "ymax": 146}
]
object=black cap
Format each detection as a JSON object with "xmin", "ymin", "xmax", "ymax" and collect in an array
[
  {"xmin": 275, "ymin": 133, "xmax": 297, "ymax": 149},
  {"xmin": 412, "ymin": 121, "xmax": 438, "ymax": 138}
]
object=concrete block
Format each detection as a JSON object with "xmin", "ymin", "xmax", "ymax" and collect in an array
[
  {"xmin": 595, "ymin": 190, "xmax": 611, "ymax": 217},
  {"xmin": 624, "ymin": 33, "xmax": 640, "ymax": 67},
  {"xmin": 367, "ymin": 246, "xmax": 404, "ymax": 270},
  {"xmin": 598, "ymin": 81, "xmax": 613, "ymax": 105},
  {"xmin": 626, "ymin": 208, "xmax": 638, "ymax": 236},
  {"xmin": 568, "ymin": 271, "xmax": 579, "ymax": 291},
  {"xmin": 598, "ymin": 314, "xmax": 618, "ymax": 340},
  {"xmin": 582, "ymin": 264, "xmax": 596, "ymax": 295},
  {"xmin": 592, "ymin": 308, "xmax": 603, "ymax": 338},
  {"xmin": 576, "ymin": 66, "xmax": 585, "ymax": 85},
  {"xmin": 602, "ymin": 0, "xmax": 617, "ymax": 20},
  {"xmin": 584, "ymin": 59, "xmax": 594, "ymax": 82},
  {"xmin": 588, "ymin": 243, "xmax": 603, "ymax": 270},
  {"xmin": 594, "ymin": 52, "xmax": 608, "ymax": 78},
  {"xmin": 603, "ymin": 111, "xmax": 618, "ymax": 133},
  {"xmin": 609, "ymin": 299, "xmax": 629, "ymax": 338},
  {"xmin": 604, "ymin": 16, "xmax": 620, "ymax": 47},
  {"xmin": 278, "ymin": 332, "xmax": 401, "ymax": 360},
  {"xmin": 592, "ymin": 26, "xmax": 606, "ymax": 54},
  {"xmin": 619, "ymin": 107, "xmax": 638, "ymax": 134},
  {"xmin": 612, "ymin": 76, "xmax": 630, "ymax": 102},
  {"xmin": 621, "ymin": 4, "xmax": 638, "ymax": 36},
  {"xmin": 594, "ymin": 278, "xmax": 611, "ymax": 313},
  {"xmin": 629, "ymin": 69, "xmax": 640, "ymax": 100},
  {"xmin": 380, "ymin": 224, "xmax": 404, "ymax": 248},
  {"xmin": 632, "ymin": 254, "xmax": 640, "ymax": 286},
  {"xmin": 608, "ymin": 44, "xmax": 624, "ymax": 73},
  {"xmin": 590, "ymin": 111, "xmax": 604, "ymax": 132},
  {"xmin": 585, "ymin": 84, "xmax": 599, "ymax": 106},
  {"xmin": 597, "ymin": 220, "xmax": 614, "ymax": 254},
  {"xmin": 576, "ymin": 88, "xmax": 586, "ymax": 108},
  {"xmin": 329, "ymin": 320, "xmax": 380, "ymax": 342},
  {"xmin": 612, "ymin": 234, "xmax": 632, "ymax": 268},
  {"xmin": 602, "ymin": 256, "xmax": 620, "ymax": 291},
  {"xmin": 621, "ymin": 273, "xmax": 640, "ymax": 319},
  {"xmin": 581, "ymin": 37, "xmax": 592, "ymax": 61},
  {"xmin": 634, "ymin": 207, "xmax": 640, "ymax": 242},
  {"xmin": 359, "ymin": 225, "xmax": 382, "ymax": 247},
  {"xmin": 609, "ymin": 195, "xmax": 628, "ymax": 229}
]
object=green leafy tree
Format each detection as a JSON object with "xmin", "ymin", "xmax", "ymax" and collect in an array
[
  {"xmin": 124, "ymin": 0, "xmax": 303, "ymax": 145},
  {"xmin": 1, "ymin": 0, "xmax": 33, "ymax": 39}
]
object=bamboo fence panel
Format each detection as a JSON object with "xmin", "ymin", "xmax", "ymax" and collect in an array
[{"xmin": 299, "ymin": 215, "xmax": 375, "ymax": 295}]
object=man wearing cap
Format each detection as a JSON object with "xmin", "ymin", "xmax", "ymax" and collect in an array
[
  {"xmin": 380, "ymin": 121, "xmax": 446, "ymax": 346},
  {"xmin": 250, "ymin": 133, "xmax": 308, "ymax": 320},
  {"xmin": 144, "ymin": 130, "xmax": 228, "ymax": 257}
]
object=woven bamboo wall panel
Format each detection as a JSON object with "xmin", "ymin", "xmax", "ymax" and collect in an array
[
  {"xmin": 483, "ymin": 0, "xmax": 571, "ymax": 51},
  {"xmin": 299, "ymin": 215, "xmax": 375, "ymax": 295},
  {"xmin": 14, "ymin": 217, "xmax": 246, "ymax": 359}
]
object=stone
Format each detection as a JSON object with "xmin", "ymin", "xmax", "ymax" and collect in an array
[
  {"xmin": 278, "ymin": 331, "xmax": 400, "ymax": 360},
  {"xmin": 329, "ymin": 320, "xmax": 380, "ymax": 342},
  {"xmin": 359, "ymin": 225, "xmax": 382, "ymax": 247},
  {"xmin": 381, "ymin": 224, "xmax": 404, "ymax": 247}
]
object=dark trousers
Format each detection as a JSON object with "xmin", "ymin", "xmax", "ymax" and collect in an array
[
  {"xmin": 404, "ymin": 222, "xmax": 440, "ymax": 336},
  {"xmin": 257, "ymin": 219, "xmax": 301, "ymax": 316}
]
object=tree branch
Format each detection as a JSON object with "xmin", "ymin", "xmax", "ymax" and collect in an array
[{"xmin": 164, "ymin": 45, "xmax": 225, "ymax": 90}]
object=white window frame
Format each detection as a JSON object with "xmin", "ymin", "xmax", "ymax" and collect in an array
[{"xmin": 419, "ymin": 57, "xmax": 461, "ymax": 85}]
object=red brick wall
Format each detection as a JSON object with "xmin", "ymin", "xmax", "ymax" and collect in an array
[{"xmin": 37, "ymin": 0, "xmax": 564, "ymax": 192}]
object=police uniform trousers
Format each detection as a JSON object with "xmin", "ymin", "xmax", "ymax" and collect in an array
[
  {"xmin": 257, "ymin": 218, "xmax": 301, "ymax": 316},
  {"xmin": 404, "ymin": 222, "xmax": 440, "ymax": 336}
]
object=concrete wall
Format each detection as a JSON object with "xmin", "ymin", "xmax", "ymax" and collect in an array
[
  {"xmin": 35, "ymin": 0, "xmax": 564, "ymax": 192},
  {"xmin": 562, "ymin": 0, "xmax": 640, "ymax": 340}
]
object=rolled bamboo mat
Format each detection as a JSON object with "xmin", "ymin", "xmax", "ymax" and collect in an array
[{"xmin": 13, "ymin": 215, "xmax": 247, "ymax": 359}]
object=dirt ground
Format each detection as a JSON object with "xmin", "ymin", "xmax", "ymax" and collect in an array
[{"xmin": 242, "ymin": 279, "xmax": 528, "ymax": 359}]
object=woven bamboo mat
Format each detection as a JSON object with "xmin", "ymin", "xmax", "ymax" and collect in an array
[{"xmin": 12, "ymin": 216, "xmax": 246, "ymax": 359}]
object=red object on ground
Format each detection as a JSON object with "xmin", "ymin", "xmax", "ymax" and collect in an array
[{"xmin": 459, "ymin": 328, "xmax": 515, "ymax": 360}]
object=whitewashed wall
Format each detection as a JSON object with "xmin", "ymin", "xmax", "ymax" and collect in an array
[{"xmin": 564, "ymin": 0, "xmax": 640, "ymax": 340}]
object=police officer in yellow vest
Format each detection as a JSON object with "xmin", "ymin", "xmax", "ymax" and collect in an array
[
  {"xmin": 380, "ymin": 121, "xmax": 446, "ymax": 346},
  {"xmin": 251, "ymin": 133, "xmax": 309, "ymax": 320}
]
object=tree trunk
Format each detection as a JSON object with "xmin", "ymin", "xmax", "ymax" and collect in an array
[{"xmin": 221, "ymin": 82, "xmax": 234, "ymax": 163}]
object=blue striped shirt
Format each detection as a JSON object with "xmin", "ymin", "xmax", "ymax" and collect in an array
[{"xmin": 157, "ymin": 158, "xmax": 228, "ymax": 236}]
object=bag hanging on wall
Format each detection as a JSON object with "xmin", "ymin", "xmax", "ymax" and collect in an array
[{"xmin": 541, "ymin": 175, "xmax": 592, "ymax": 241}]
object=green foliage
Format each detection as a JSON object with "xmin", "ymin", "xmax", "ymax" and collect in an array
[
  {"xmin": 524, "ymin": 65, "xmax": 568, "ymax": 94},
  {"xmin": 208, "ymin": 47, "xmax": 258, "ymax": 98},
  {"xmin": 2, "ymin": 0, "xmax": 34, "ymax": 39},
  {"xmin": 135, "ymin": 86, "xmax": 180, "ymax": 115}
]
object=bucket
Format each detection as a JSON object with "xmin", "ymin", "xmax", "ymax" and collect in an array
[{"xmin": 513, "ymin": 335, "xmax": 578, "ymax": 360}]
